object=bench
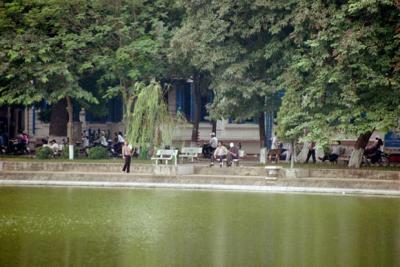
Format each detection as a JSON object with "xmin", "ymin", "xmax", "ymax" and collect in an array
[
  {"xmin": 151, "ymin": 149, "xmax": 178, "ymax": 165},
  {"xmin": 267, "ymin": 149, "xmax": 282, "ymax": 163},
  {"xmin": 179, "ymin": 147, "xmax": 203, "ymax": 162},
  {"xmin": 223, "ymin": 150, "xmax": 245, "ymax": 167}
]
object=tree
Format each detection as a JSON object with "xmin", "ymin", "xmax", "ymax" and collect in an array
[
  {"xmin": 277, "ymin": 0, "xmax": 400, "ymax": 168},
  {"xmin": 90, "ymin": 0, "xmax": 181, "ymax": 134},
  {"xmin": 170, "ymin": 0, "xmax": 296, "ymax": 147},
  {"xmin": 126, "ymin": 80, "xmax": 184, "ymax": 153},
  {"xmin": 0, "ymin": 0, "xmax": 98, "ymax": 150}
]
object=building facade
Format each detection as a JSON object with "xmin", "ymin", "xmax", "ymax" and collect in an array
[{"xmin": 5, "ymin": 82, "xmax": 269, "ymax": 154}]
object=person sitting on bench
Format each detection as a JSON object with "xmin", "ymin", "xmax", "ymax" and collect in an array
[
  {"xmin": 319, "ymin": 141, "xmax": 341, "ymax": 163},
  {"xmin": 212, "ymin": 141, "xmax": 228, "ymax": 167},
  {"xmin": 227, "ymin": 142, "xmax": 239, "ymax": 166}
]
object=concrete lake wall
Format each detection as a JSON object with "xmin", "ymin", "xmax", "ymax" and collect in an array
[{"xmin": 0, "ymin": 161, "xmax": 399, "ymax": 195}]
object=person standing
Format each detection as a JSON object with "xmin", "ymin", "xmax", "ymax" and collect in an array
[
  {"xmin": 209, "ymin": 132, "xmax": 218, "ymax": 166},
  {"xmin": 122, "ymin": 141, "xmax": 132, "ymax": 173},
  {"xmin": 271, "ymin": 133, "xmax": 279, "ymax": 149},
  {"xmin": 305, "ymin": 141, "xmax": 316, "ymax": 163}
]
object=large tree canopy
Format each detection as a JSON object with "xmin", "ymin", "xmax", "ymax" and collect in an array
[
  {"xmin": 171, "ymin": 0, "xmax": 295, "ymax": 122},
  {"xmin": 0, "ymin": 0, "xmax": 97, "ymax": 105},
  {"xmin": 276, "ymin": 0, "xmax": 400, "ymax": 167},
  {"xmin": 1, "ymin": 0, "xmax": 399, "ymax": 166}
]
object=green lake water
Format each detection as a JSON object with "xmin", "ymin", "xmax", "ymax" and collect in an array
[{"xmin": 0, "ymin": 186, "xmax": 399, "ymax": 267}]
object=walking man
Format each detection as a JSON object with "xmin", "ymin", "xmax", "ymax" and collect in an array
[
  {"xmin": 122, "ymin": 140, "xmax": 132, "ymax": 173},
  {"xmin": 305, "ymin": 141, "xmax": 316, "ymax": 163}
]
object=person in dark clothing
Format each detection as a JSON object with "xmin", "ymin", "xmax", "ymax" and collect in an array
[
  {"xmin": 122, "ymin": 141, "xmax": 132, "ymax": 173},
  {"xmin": 319, "ymin": 141, "xmax": 341, "ymax": 163},
  {"xmin": 305, "ymin": 141, "xmax": 316, "ymax": 163},
  {"xmin": 365, "ymin": 136, "xmax": 384, "ymax": 164},
  {"xmin": 227, "ymin": 142, "xmax": 239, "ymax": 166}
]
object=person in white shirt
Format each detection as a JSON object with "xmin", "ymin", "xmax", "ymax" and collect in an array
[
  {"xmin": 213, "ymin": 141, "xmax": 228, "ymax": 167},
  {"xmin": 208, "ymin": 132, "xmax": 218, "ymax": 165},
  {"xmin": 118, "ymin": 132, "xmax": 125, "ymax": 143},
  {"xmin": 100, "ymin": 133, "xmax": 108, "ymax": 147},
  {"xmin": 46, "ymin": 139, "xmax": 60, "ymax": 156},
  {"xmin": 122, "ymin": 141, "xmax": 132, "ymax": 173},
  {"xmin": 271, "ymin": 134, "xmax": 279, "ymax": 149},
  {"xmin": 209, "ymin": 132, "xmax": 218, "ymax": 149}
]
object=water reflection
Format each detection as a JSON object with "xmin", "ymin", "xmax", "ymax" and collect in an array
[{"xmin": 0, "ymin": 187, "xmax": 399, "ymax": 267}]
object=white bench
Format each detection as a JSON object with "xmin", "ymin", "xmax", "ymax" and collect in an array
[
  {"xmin": 151, "ymin": 149, "xmax": 178, "ymax": 165},
  {"xmin": 179, "ymin": 147, "xmax": 203, "ymax": 162}
]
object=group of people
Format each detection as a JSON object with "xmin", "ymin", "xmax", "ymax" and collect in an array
[
  {"xmin": 204, "ymin": 132, "xmax": 240, "ymax": 167},
  {"xmin": 81, "ymin": 129, "xmax": 127, "ymax": 157},
  {"xmin": 0, "ymin": 130, "xmax": 30, "ymax": 155}
]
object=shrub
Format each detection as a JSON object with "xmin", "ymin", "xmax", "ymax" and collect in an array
[
  {"xmin": 60, "ymin": 146, "xmax": 80, "ymax": 159},
  {"xmin": 36, "ymin": 146, "xmax": 53, "ymax": 159},
  {"xmin": 88, "ymin": 146, "xmax": 109, "ymax": 159},
  {"xmin": 139, "ymin": 147, "xmax": 148, "ymax": 160}
]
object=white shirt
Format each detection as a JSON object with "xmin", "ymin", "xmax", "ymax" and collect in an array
[
  {"xmin": 332, "ymin": 146, "xmax": 341, "ymax": 155},
  {"xmin": 214, "ymin": 146, "xmax": 228, "ymax": 157},
  {"xmin": 82, "ymin": 137, "xmax": 89, "ymax": 148},
  {"xmin": 210, "ymin": 137, "xmax": 218, "ymax": 148},
  {"xmin": 50, "ymin": 143, "xmax": 59, "ymax": 152},
  {"xmin": 271, "ymin": 136, "xmax": 278, "ymax": 149},
  {"xmin": 118, "ymin": 134, "xmax": 125, "ymax": 143},
  {"xmin": 100, "ymin": 136, "xmax": 108, "ymax": 146}
]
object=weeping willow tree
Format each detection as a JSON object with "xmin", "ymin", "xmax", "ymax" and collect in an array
[{"xmin": 126, "ymin": 80, "xmax": 183, "ymax": 154}]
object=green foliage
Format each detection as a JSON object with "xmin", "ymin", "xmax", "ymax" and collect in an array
[
  {"xmin": 126, "ymin": 80, "xmax": 184, "ymax": 149},
  {"xmin": 88, "ymin": 146, "xmax": 109, "ymax": 160},
  {"xmin": 277, "ymin": 0, "xmax": 400, "ymax": 145},
  {"xmin": 60, "ymin": 146, "xmax": 80, "ymax": 159},
  {"xmin": 171, "ymin": 0, "xmax": 295, "ymax": 121},
  {"xmin": 38, "ymin": 108, "xmax": 51, "ymax": 123},
  {"xmin": 2, "ymin": 0, "xmax": 399, "ymax": 155},
  {"xmin": 36, "ymin": 147, "xmax": 53, "ymax": 159},
  {"xmin": 139, "ymin": 147, "xmax": 149, "ymax": 160},
  {"xmin": 0, "ymin": 0, "xmax": 98, "ymax": 106}
]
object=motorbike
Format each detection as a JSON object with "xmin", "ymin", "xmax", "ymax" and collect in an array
[
  {"xmin": 362, "ymin": 149, "xmax": 389, "ymax": 166},
  {"xmin": 202, "ymin": 143, "xmax": 214, "ymax": 159}
]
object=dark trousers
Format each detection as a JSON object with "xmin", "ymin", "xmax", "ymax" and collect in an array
[
  {"xmin": 210, "ymin": 148, "xmax": 216, "ymax": 163},
  {"xmin": 227, "ymin": 154, "xmax": 238, "ymax": 165},
  {"xmin": 122, "ymin": 156, "xmax": 131, "ymax": 173},
  {"xmin": 306, "ymin": 149, "xmax": 316, "ymax": 163}
]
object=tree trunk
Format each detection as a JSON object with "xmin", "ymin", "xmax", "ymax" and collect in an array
[
  {"xmin": 191, "ymin": 74, "xmax": 201, "ymax": 145},
  {"xmin": 290, "ymin": 140, "xmax": 295, "ymax": 169},
  {"xmin": 49, "ymin": 99, "xmax": 67, "ymax": 136},
  {"xmin": 348, "ymin": 131, "xmax": 373, "ymax": 168},
  {"xmin": 211, "ymin": 121, "xmax": 217, "ymax": 134},
  {"xmin": 66, "ymin": 96, "xmax": 74, "ymax": 145},
  {"xmin": 258, "ymin": 112, "xmax": 266, "ymax": 148}
]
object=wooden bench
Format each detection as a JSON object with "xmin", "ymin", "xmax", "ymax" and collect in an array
[
  {"xmin": 151, "ymin": 149, "xmax": 178, "ymax": 165},
  {"xmin": 179, "ymin": 147, "xmax": 203, "ymax": 162},
  {"xmin": 337, "ymin": 154, "xmax": 351, "ymax": 165},
  {"xmin": 267, "ymin": 149, "xmax": 282, "ymax": 163}
]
